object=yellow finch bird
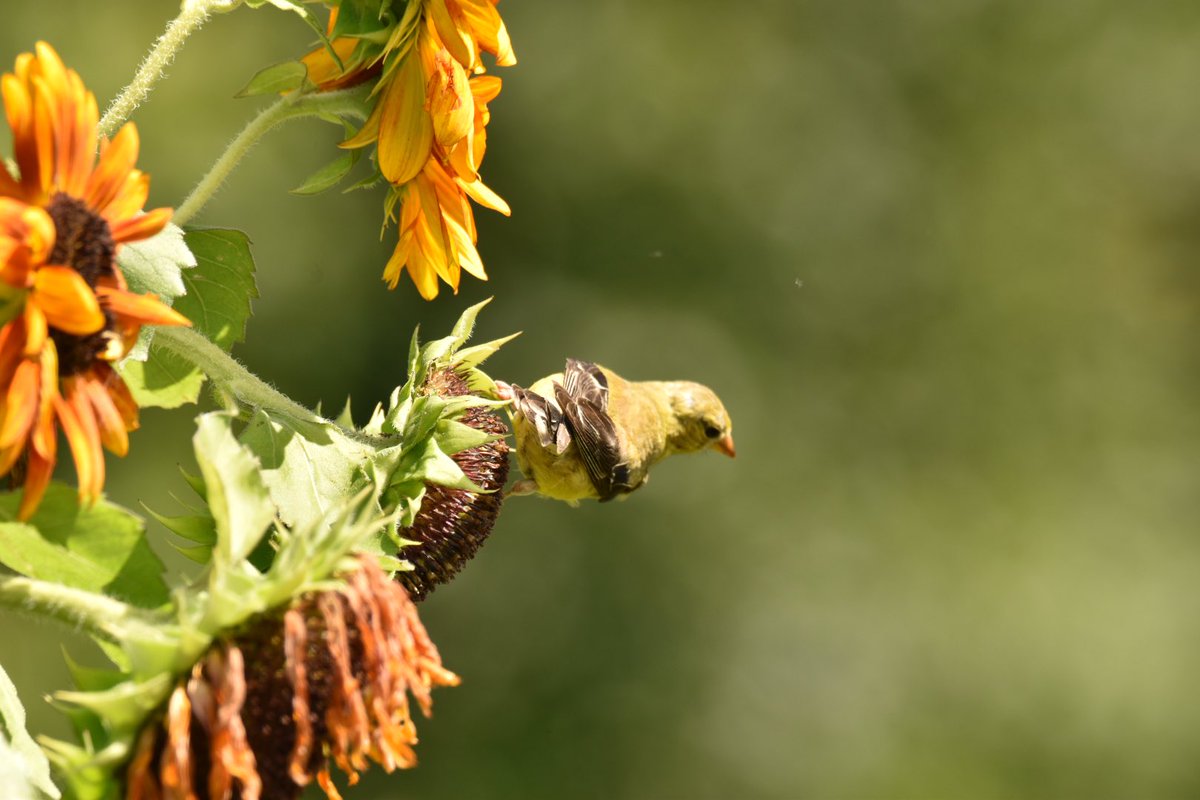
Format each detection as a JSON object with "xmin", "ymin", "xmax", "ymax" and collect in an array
[{"xmin": 496, "ymin": 359, "xmax": 735, "ymax": 503}]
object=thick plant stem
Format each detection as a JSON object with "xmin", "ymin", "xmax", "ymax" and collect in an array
[
  {"xmin": 153, "ymin": 327, "xmax": 392, "ymax": 447},
  {"xmin": 98, "ymin": 3, "xmax": 214, "ymax": 138},
  {"xmin": 174, "ymin": 89, "xmax": 368, "ymax": 226},
  {"xmin": 154, "ymin": 326, "xmax": 324, "ymax": 425},
  {"xmin": 0, "ymin": 574, "xmax": 145, "ymax": 644}
]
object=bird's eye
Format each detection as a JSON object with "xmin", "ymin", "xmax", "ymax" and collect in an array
[{"xmin": 704, "ymin": 425, "xmax": 721, "ymax": 439}]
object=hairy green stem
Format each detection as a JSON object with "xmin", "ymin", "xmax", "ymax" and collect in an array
[
  {"xmin": 152, "ymin": 327, "xmax": 391, "ymax": 447},
  {"xmin": 97, "ymin": 3, "xmax": 214, "ymax": 138},
  {"xmin": 173, "ymin": 89, "xmax": 368, "ymax": 226},
  {"xmin": 0, "ymin": 574, "xmax": 145, "ymax": 644},
  {"xmin": 154, "ymin": 327, "xmax": 324, "ymax": 425}
]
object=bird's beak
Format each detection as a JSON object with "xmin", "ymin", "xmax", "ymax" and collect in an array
[{"xmin": 715, "ymin": 434, "xmax": 736, "ymax": 458}]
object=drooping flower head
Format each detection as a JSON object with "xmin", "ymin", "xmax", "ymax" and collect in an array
[
  {"xmin": 126, "ymin": 555, "xmax": 458, "ymax": 799},
  {"xmin": 301, "ymin": 1, "xmax": 515, "ymax": 299},
  {"xmin": 0, "ymin": 43, "xmax": 188, "ymax": 517}
]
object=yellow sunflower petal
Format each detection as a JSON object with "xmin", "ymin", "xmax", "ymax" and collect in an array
[
  {"xmin": 429, "ymin": 0, "xmax": 474, "ymax": 70},
  {"xmin": 428, "ymin": 48, "xmax": 474, "ymax": 148},
  {"xmin": 382, "ymin": 233, "xmax": 414, "ymax": 290},
  {"xmin": 340, "ymin": 101, "xmax": 382, "ymax": 150},
  {"xmin": 22, "ymin": 303, "xmax": 46, "ymax": 357},
  {"xmin": 32, "ymin": 265, "xmax": 105, "ymax": 335},
  {"xmin": 376, "ymin": 55, "xmax": 433, "ymax": 185},
  {"xmin": 458, "ymin": 176, "xmax": 510, "ymax": 216},
  {"xmin": 456, "ymin": 0, "xmax": 516, "ymax": 66}
]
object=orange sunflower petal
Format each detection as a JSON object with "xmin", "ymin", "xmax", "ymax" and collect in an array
[
  {"xmin": 0, "ymin": 357, "xmax": 39, "ymax": 454},
  {"xmin": 79, "ymin": 371, "xmax": 128, "ymax": 456},
  {"xmin": 376, "ymin": 55, "xmax": 433, "ymax": 185},
  {"xmin": 17, "ymin": 447, "xmax": 54, "ymax": 521},
  {"xmin": 54, "ymin": 386, "xmax": 104, "ymax": 503},
  {"xmin": 30, "ymin": 340, "xmax": 57, "ymax": 459},
  {"xmin": 95, "ymin": 285, "xmax": 190, "ymax": 327},
  {"xmin": 86, "ymin": 123, "xmax": 140, "ymax": 213},
  {"xmin": 100, "ymin": 171, "xmax": 151, "ymax": 225},
  {"xmin": 32, "ymin": 265, "xmax": 105, "ymax": 335},
  {"xmin": 94, "ymin": 363, "xmax": 138, "ymax": 431},
  {"xmin": 108, "ymin": 206, "xmax": 171, "ymax": 245}
]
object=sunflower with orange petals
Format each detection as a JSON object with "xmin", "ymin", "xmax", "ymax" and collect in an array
[
  {"xmin": 300, "ymin": 1, "xmax": 514, "ymax": 299},
  {"xmin": 0, "ymin": 43, "xmax": 189, "ymax": 518}
]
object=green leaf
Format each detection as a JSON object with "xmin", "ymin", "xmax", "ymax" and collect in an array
[
  {"xmin": 176, "ymin": 229, "xmax": 258, "ymax": 350},
  {"xmin": 192, "ymin": 413, "xmax": 276, "ymax": 566},
  {"xmin": 238, "ymin": 410, "xmax": 377, "ymax": 530},
  {"xmin": 0, "ymin": 663, "xmax": 60, "ymax": 799},
  {"xmin": 117, "ymin": 351, "xmax": 205, "ymax": 410},
  {"xmin": 120, "ymin": 228, "xmax": 257, "ymax": 409},
  {"xmin": 116, "ymin": 223, "xmax": 195, "ymax": 309},
  {"xmin": 291, "ymin": 150, "xmax": 359, "ymax": 195},
  {"xmin": 236, "ymin": 60, "xmax": 307, "ymax": 97},
  {"xmin": 0, "ymin": 484, "xmax": 167, "ymax": 608},
  {"xmin": 117, "ymin": 223, "xmax": 196, "ymax": 361}
]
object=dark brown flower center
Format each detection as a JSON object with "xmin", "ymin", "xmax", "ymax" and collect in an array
[
  {"xmin": 395, "ymin": 367, "xmax": 510, "ymax": 601},
  {"xmin": 44, "ymin": 192, "xmax": 117, "ymax": 375},
  {"xmin": 46, "ymin": 192, "xmax": 115, "ymax": 285}
]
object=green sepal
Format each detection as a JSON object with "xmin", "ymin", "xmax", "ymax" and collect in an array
[
  {"xmin": 192, "ymin": 413, "xmax": 276, "ymax": 566},
  {"xmin": 143, "ymin": 506, "xmax": 217, "ymax": 564},
  {"xmin": 236, "ymin": 60, "xmax": 308, "ymax": 97},
  {"xmin": 335, "ymin": 397, "xmax": 355, "ymax": 428},
  {"xmin": 52, "ymin": 674, "xmax": 173, "ymax": 735},
  {"xmin": 291, "ymin": 149, "xmax": 359, "ymax": 195}
]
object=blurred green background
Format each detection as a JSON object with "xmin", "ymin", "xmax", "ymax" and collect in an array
[{"xmin": 3, "ymin": 1, "xmax": 1200, "ymax": 798}]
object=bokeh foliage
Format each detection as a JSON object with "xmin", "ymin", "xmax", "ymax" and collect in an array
[{"xmin": 2, "ymin": 1, "xmax": 1198, "ymax": 797}]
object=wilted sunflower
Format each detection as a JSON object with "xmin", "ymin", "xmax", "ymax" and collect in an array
[
  {"xmin": 126, "ymin": 554, "xmax": 458, "ymax": 800},
  {"xmin": 0, "ymin": 42, "xmax": 188, "ymax": 517},
  {"xmin": 302, "ymin": 1, "xmax": 515, "ymax": 300}
]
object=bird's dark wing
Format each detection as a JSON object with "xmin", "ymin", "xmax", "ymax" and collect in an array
[
  {"xmin": 563, "ymin": 358, "xmax": 609, "ymax": 412},
  {"xmin": 553, "ymin": 381, "xmax": 632, "ymax": 501},
  {"xmin": 511, "ymin": 384, "xmax": 571, "ymax": 454}
]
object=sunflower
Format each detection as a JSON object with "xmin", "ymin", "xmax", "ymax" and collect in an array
[
  {"xmin": 0, "ymin": 42, "xmax": 188, "ymax": 518},
  {"xmin": 127, "ymin": 555, "xmax": 459, "ymax": 800},
  {"xmin": 302, "ymin": 1, "xmax": 515, "ymax": 300}
]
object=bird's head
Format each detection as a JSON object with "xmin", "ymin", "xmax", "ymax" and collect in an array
[{"xmin": 665, "ymin": 382, "xmax": 736, "ymax": 458}]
